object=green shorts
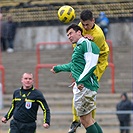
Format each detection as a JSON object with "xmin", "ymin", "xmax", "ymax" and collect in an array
[{"xmin": 73, "ymin": 87, "xmax": 97, "ymax": 116}]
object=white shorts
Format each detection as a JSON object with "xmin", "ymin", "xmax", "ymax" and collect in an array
[{"xmin": 73, "ymin": 84, "xmax": 97, "ymax": 116}]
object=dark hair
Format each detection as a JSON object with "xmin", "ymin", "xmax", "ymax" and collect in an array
[
  {"xmin": 66, "ymin": 23, "xmax": 83, "ymax": 34},
  {"xmin": 80, "ymin": 10, "xmax": 93, "ymax": 21}
]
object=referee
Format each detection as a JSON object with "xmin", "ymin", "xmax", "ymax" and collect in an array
[{"xmin": 1, "ymin": 72, "xmax": 50, "ymax": 133}]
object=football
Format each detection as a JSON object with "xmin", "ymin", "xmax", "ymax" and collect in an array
[{"xmin": 57, "ymin": 5, "xmax": 75, "ymax": 24}]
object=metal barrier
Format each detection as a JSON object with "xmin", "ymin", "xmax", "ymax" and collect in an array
[
  {"xmin": 0, "ymin": 66, "xmax": 5, "ymax": 94},
  {"xmin": 106, "ymin": 39, "xmax": 113, "ymax": 63},
  {"xmin": 108, "ymin": 63, "xmax": 115, "ymax": 93},
  {"xmin": 35, "ymin": 40, "xmax": 115, "ymax": 93},
  {"xmin": 35, "ymin": 41, "xmax": 71, "ymax": 88},
  {"xmin": 0, "ymin": 49, "xmax": 5, "ymax": 94},
  {"xmin": 106, "ymin": 40, "xmax": 115, "ymax": 93},
  {"xmin": 0, "ymin": 110, "xmax": 132, "ymax": 131}
]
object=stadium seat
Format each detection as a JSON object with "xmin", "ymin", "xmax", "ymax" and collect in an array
[{"xmin": 0, "ymin": 0, "xmax": 133, "ymax": 23}]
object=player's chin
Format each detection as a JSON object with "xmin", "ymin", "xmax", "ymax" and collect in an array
[
  {"xmin": 70, "ymin": 40, "xmax": 75, "ymax": 44},
  {"xmin": 25, "ymin": 85, "xmax": 32, "ymax": 89}
]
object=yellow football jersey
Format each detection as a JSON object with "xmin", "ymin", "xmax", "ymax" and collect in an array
[{"xmin": 78, "ymin": 22, "xmax": 109, "ymax": 81}]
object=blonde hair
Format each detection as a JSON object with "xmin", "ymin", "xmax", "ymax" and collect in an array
[{"xmin": 22, "ymin": 72, "xmax": 34, "ymax": 78}]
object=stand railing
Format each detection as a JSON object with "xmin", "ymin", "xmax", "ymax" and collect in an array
[
  {"xmin": 35, "ymin": 40, "xmax": 115, "ymax": 93},
  {"xmin": 35, "ymin": 42, "xmax": 71, "ymax": 89},
  {"xmin": 0, "ymin": 48, "xmax": 5, "ymax": 94},
  {"xmin": 106, "ymin": 40, "xmax": 115, "ymax": 93}
]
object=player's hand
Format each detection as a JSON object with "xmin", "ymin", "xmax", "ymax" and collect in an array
[
  {"xmin": 43, "ymin": 123, "xmax": 50, "ymax": 129},
  {"xmin": 1, "ymin": 117, "xmax": 7, "ymax": 123},
  {"xmin": 69, "ymin": 73, "xmax": 72, "ymax": 78},
  {"xmin": 50, "ymin": 66, "xmax": 56, "ymax": 74},
  {"xmin": 77, "ymin": 84, "xmax": 84, "ymax": 90},
  {"xmin": 84, "ymin": 34, "xmax": 94, "ymax": 40}
]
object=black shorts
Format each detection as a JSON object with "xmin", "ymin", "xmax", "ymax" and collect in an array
[{"xmin": 9, "ymin": 119, "xmax": 36, "ymax": 133}]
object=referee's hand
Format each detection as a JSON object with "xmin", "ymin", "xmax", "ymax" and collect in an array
[
  {"xmin": 1, "ymin": 117, "xmax": 7, "ymax": 123},
  {"xmin": 43, "ymin": 123, "xmax": 50, "ymax": 129}
]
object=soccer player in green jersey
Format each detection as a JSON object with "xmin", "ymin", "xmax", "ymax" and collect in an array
[{"xmin": 51, "ymin": 24, "xmax": 103, "ymax": 133}]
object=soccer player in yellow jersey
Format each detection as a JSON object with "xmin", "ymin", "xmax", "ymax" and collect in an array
[{"xmin": 68, "ymin": 10, "xmax": 109, "ymax": 133}]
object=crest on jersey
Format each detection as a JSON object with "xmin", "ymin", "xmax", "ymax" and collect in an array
[{"xmin": 25, "ymin": 101, "xmax": 32, "ymax": 109}]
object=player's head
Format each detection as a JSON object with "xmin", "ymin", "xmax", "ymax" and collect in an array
[
  {"xmin": 66, "ymin": 23, "xmax": 83, "ymax": 44},
  {"xmin": 80, "ymin": 10, "xmax": 95, "ymax": 31}
]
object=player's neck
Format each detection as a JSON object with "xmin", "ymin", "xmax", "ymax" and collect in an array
[{"xmin": 91, "ymin": 24, "xmax": 95, "ymax": 29}]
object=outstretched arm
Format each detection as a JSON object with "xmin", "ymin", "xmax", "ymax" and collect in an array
[{"xmin": 50, "ymin": 62, "xmax": 72, "ymax": 74}]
